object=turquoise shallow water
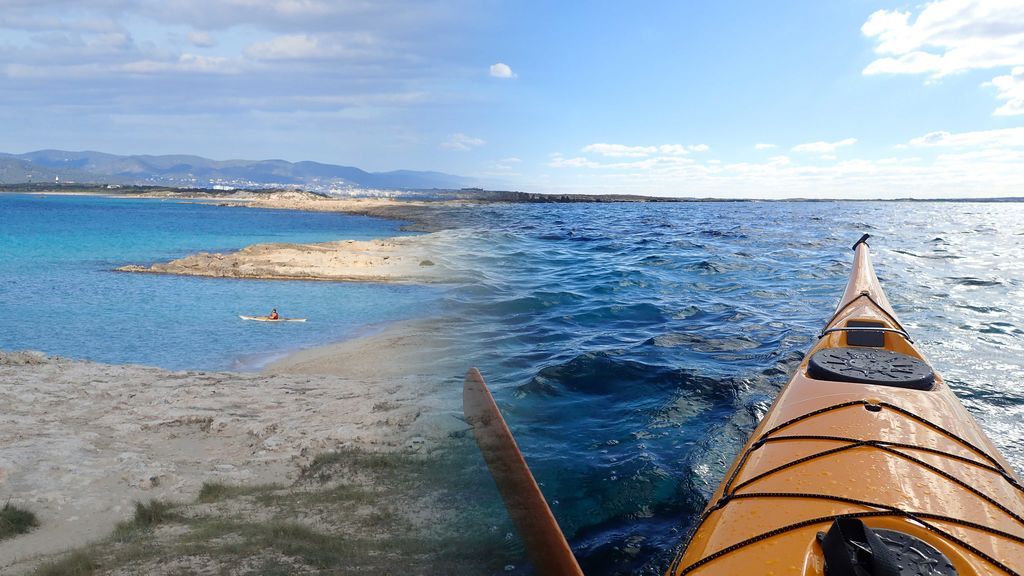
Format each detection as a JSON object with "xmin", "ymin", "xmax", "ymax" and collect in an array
[
  {"xmin": 0, "ymin": 193, "xmax": 439, "ymax": 369},
  {"xmin": 436, "ymin": 201, "xmax": 1024, "ymax": 574}
]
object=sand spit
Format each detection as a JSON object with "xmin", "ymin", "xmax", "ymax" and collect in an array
[
  {"xmin": 128, "ymin": 190, "xmax": 473, "ymax": 233},
  {"xmin": 116, "ymin": 234, "xmax": 454, "ymax": 283},
  {"xmin": 0, "ymin": 320, "xmax": 469, "ymax": 573}
]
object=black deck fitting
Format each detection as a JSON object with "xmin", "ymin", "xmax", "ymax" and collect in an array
[{"xmin": 852, "ymin": 233, "xmax": 871, "ymax": 250}]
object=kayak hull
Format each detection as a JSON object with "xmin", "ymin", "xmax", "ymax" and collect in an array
[{"xmin": 669, "ymin": 239, "xmax": 1024, "ymax": 575}]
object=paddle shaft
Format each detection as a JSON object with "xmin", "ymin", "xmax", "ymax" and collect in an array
[{"xmin": 463, "ymin": 368, "xmax": 584, "ymax": 576}]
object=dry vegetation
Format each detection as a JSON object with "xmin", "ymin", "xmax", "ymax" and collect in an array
[{"xmin": 29, "ymin": 446, "xmax": 522, "ymax": 576}]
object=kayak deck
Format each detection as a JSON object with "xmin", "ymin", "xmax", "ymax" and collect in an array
[
  {"xmin": 239, "ymin": 315, "xmax": 307, "ymax": 322},
  {"xmin": 669, "ymin": 237, "xmax": 1024, "ymax": 575}
]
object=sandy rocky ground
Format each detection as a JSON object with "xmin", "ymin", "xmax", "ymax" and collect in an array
[
  {"xmin": 0, "ymin": 320, "xmax": 476, "ymax": 573},
  {"xmin": 115, "ymin": 236, "xmax": 451, "ymax": 283}
]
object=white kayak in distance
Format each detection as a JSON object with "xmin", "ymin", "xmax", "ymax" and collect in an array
[{"xmin": 239, "ymin": 315, "xmax": 307, "ymax": 323}]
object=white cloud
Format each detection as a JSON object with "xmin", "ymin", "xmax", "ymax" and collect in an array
[
  {"xmin": 246, "ymin": 34, "xmax": 320, "ymax": 59},
  {"xmin": 861, "ymin": 1, "xmax": 1024, "ymax": 114},
  {"xmin": 861, "ymin": 1, "xmax": 1024, "ymax": 78},
  {"xmin": 754, "ymin": 143, "xmax": 777, "ymax": 150},
  {"xmin": 541, "ymin": 146, "xmax": 1024, "ymax": 198},
  {"xmin": 583, "ymin": 143, "xmax": 657, "ymax": 157},
  {"xmin": 908, "ymin": 127, "xmax": 1024, "ymax": 148},
  {"xmin": 657, "ymin": 144, "xmax": 689, "ymax": 155},
  {"xmin": 489, "ymin": 62, "xmax": 516, "ymax": 79},
  {"xmin": 792, "ymin": 138, "xmax": 857, "ymax": 155},
  {"xmin": 547, "ymin": 155, "xmax": 599, "ymax": 168},
  {"xmin": 582, "ymin": 142, "xmax": 708, "ymax": 158},
  {"xmin": 442, "ymin": 132, "xmax": 484, "ymax": 151},
  {"xmin": 120, "ymin": 53, "xmax": 234, "ymax": 74},
  {"xmin": 988, "ymin": 66, "xmax": 1024, "ymax": 116},
  {"xmin": 188, "ymin": 31, "xmax": 215, "ymax": 47},
  {"xmin": 540, "ymin": 126, "xmax": 1024, "ymax": 197}
]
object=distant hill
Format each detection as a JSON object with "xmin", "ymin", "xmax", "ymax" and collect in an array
[{"xmin": 0, "ymin": 150, "xmax": 476, "ymax": 191}]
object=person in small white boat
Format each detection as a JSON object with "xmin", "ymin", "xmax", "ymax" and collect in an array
[{"xmin": 269, "ymin": 308, "xmax": 279, "ymax": 320}]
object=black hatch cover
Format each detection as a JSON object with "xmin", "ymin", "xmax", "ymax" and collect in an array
[{"xmin": 808, "ymin": 347, "xmax": 935, "ymax": 390}]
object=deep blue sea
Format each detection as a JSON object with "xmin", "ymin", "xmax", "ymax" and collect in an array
[
  {"xmin": 437, "ymin": 201, "xmax": 1024, "ymax": 574},
  {"xmin": 3, "ymin": 194, "xmax": 1022, "ymax": 574},
  {"xmin": 0, "ymin": 193, "xmax": 439, "ymax": 369}
]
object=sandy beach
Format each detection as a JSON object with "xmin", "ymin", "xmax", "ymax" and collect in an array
[
  {"xmin": 0, "ymin": 318, "xmax": 483, "ymax": 574},
  {"xmin": 121, "ymin": 190, "xmax": 475, "ymax": 233}
]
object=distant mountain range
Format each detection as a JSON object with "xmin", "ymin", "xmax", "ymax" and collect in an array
[{"xmin": 0, "ymin": 150, "xmax": 476, "ymax": 191}]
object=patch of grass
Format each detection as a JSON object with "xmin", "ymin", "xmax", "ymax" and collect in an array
[
  {"xmin": 0, "ymin": 501, "xmax": 39, "ymax": 540},
  {"xmin": 113, "ymin": 499, "xmax": 178, "ymax": 543},
  {"xmin": 33, "ymin": 550, "xmax": 97, "ymax": 576},
  {"xmin": 178, "ymin": 518, "xmax": 356, "ymax": 569},
  {"xmin": 197, "ymin": 481, "xmax": 284, "ymax": 504},
  {"xmin": 301, "ymin": 447, "xmax": 403, "ymax": 482},
  {"xmin": 132, "ymin": 499, "xmax": 177, "ymax": 528},
  {"xmin": 29, "ymin": 445, "xmax": 521, "ymax": 575}
]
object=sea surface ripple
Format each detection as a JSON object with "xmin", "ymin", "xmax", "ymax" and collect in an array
[{"xmin": 440, "ymin": 201, "xmax": 1024, "ymax": 575}]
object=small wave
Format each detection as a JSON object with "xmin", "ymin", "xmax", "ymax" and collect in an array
[
  {"xmin": 947, "ymin": 276, "xmax": 1002, "ymax": 287},
  {"xmin": 572, "ymin": 302, "xmax": 667, "ymax": 326},
  {"xmin": 517, "ymin": 352, "xmax": 736, "ymax": 400},
  {"xmin": 695, "ymin": 228, "xmax": 747, "ymax": 239},
  {"xmin": 955, "ymin": 303, "xmax": 1005, "ymax": 314},
  {"xmin": 645, "ymin": 332, "xmax": 762, "ymax": 354},
  {"xmin": 684, "ymin": 260, "xmax": 722, "ymax": 274}
]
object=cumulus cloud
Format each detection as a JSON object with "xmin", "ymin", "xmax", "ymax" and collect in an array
[
  {"xmin": 188, "ymin": 31, "xmax": 215, "ymax": 47},
  {"xmin": 246, "ymin": 34, "xmax": 322, "ymax": 60},
  {"xmin": 119, "ymin": 53, "xmax": 235, "ymax": 74},
  {"xmin": 582, "ymin": 142, "xmax": 708, "ymax": 158},
  {"xmin": 792, "ymin": 138, "xmax": 857, "ymax": 155},
  {"xmin": 547, "ymin": 155, "xmax": 600, "ymax": 169},
  {"xmin": 988, "ymin": 66, "xmax": 1024, "ymax": 116},
  {"xmin": 489, "ymin": 62, "xmax": 516, "ymax": 79},
  {"xmin": 583, "ymin": 143, "xmax": 656, "ymax": 157},
  {"xmin": 442, "ymin": 132, "xmax": 485, "ymax": 151},
  {"xmin": 908, "ymin": 127, "xmax": 1024, "ymax": 148},
  {"xmin": 861, "ymin": 1, "xmax": 1024, "ymax": 78},
  {"xmin": 244, "ymin": 33, "xmax": 384, "ymax": 61},
  {"xmin": 542, "ymin": 125, "xmax": 1024, "ymax": 197},
  {"xmin": 861, "ymin": 1, "xmax": 1024, "ymax": 114},
  {"xmin": 543, "ymin": 143, "xmax": 1024, "ymax": 199},
  {"xmin": 754, "ymin": 143, "xmax": 777, "ymax": 150}
]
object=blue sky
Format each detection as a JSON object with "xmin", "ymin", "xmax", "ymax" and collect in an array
[{"xmin": 1, "ymin": 0, "xmax": 1023, "ymax": 197}]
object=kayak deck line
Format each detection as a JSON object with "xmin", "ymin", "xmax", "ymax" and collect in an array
[
  {"xmin": 668, "ymin": 237, "xmax": 1024, "ymax": 575},
  {"xmin": 821, "ymin": 290, "xmax": 908, "ymax": 337}
]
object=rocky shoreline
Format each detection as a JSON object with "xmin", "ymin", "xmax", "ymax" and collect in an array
[{"xmin": 116, "ymin": 235, "xmax": 452, "ymax": 284}]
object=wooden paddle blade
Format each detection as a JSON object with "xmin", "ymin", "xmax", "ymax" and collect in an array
[{"xmin": 463, "ymin": 368, "xmax": 584, "ymax": 576}]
